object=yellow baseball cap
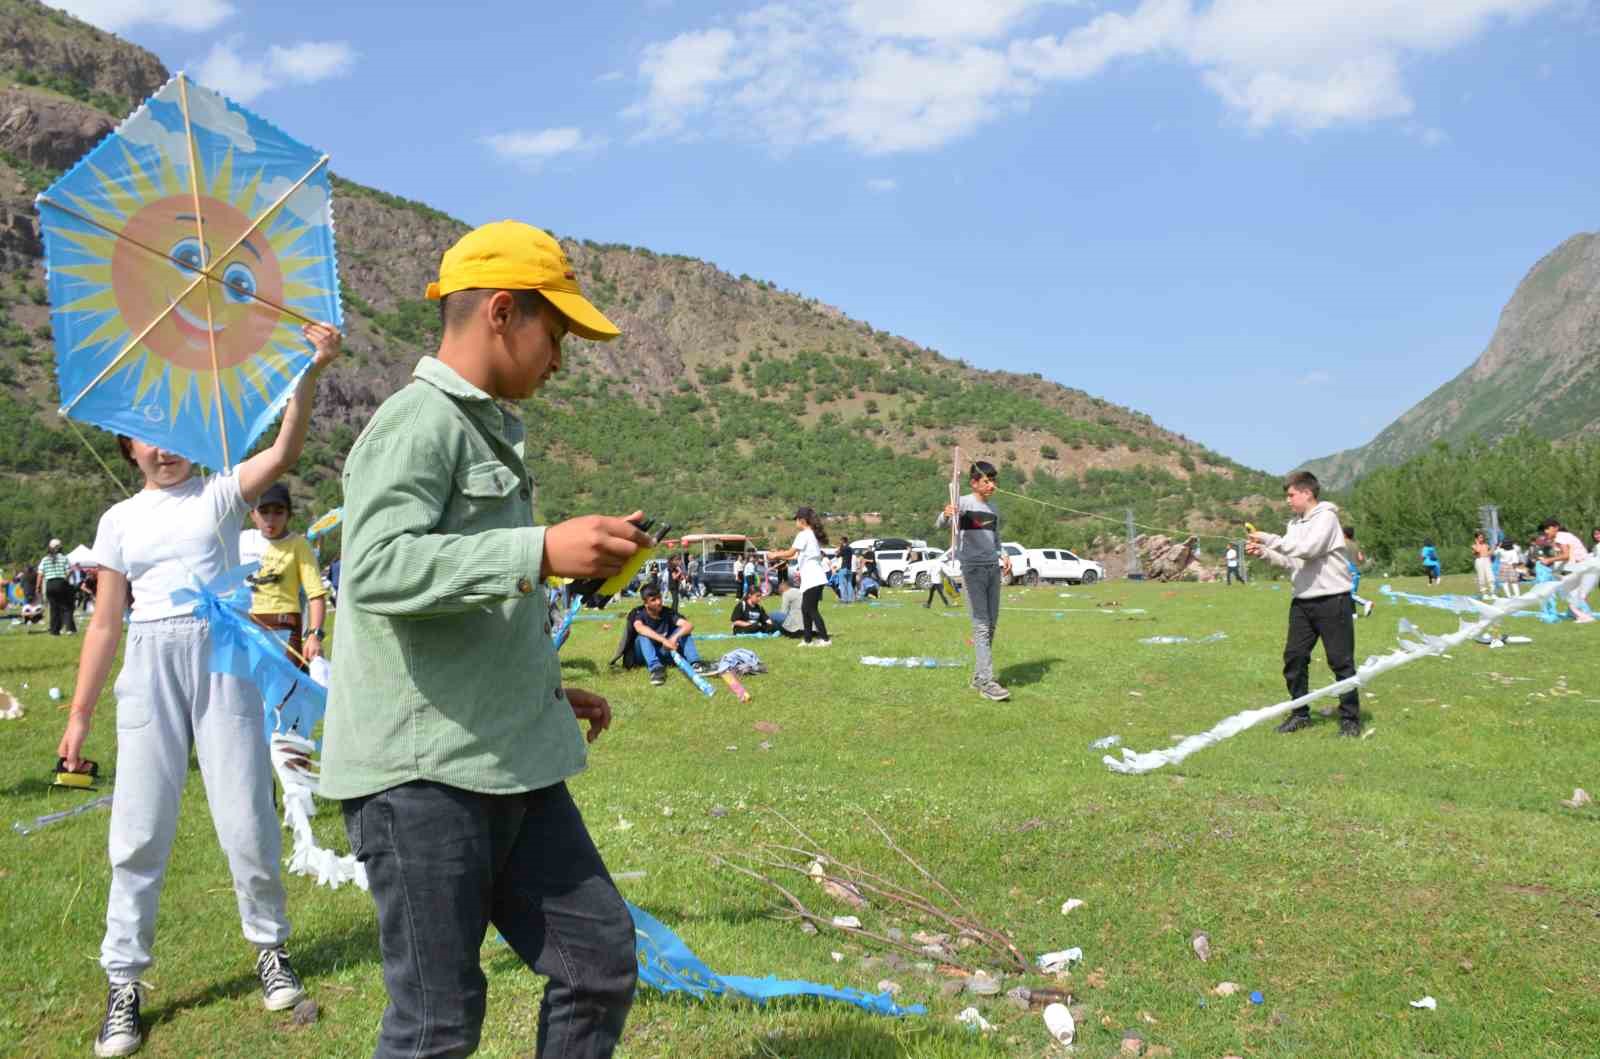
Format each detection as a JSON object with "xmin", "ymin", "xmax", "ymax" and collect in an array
[{"xmin": 424, "ymin": 220, "xmax": 620, "ymax": 341}]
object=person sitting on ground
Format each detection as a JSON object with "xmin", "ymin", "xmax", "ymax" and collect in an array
[
  {"xmin": 730, "ymin": 585, "xmax": 782, "ymax": 636},
  {"xmin": 859, "ymin": 572, "xmax": 880, "ymax": 599},
  {"xmin": 777, "ymin": 571, "xmax": 804, "ymax": 638},
  {"xmin": 623, "ymin": 584, "xmax": 711, "ymax": 685}
]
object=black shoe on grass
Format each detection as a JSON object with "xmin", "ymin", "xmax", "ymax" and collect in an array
[
  {"xmin": 1338, "ymin": 719, "xmax": 1363, "ymax": 738},
  {"xmin": 1275, "ymin": 714, "xmax": 1313, "ymax": 734}
]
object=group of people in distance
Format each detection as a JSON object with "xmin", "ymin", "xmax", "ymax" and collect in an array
[
  {"xmin": 1465, "ymin": 520, "xmax": 1597, "ymax": 619},
  {"xmin": 2, "ymin": 540, "xmax": 102, "ymax": 633}
]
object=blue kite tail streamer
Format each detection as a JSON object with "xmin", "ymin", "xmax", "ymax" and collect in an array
[
  {"xmin": 1379, "ymin": 584, "xmax": 1553, "ymax": 621},
  {"xmin": 696, "ymin": 631, "xmax": 779, "ymax": 641},
  {"xmin": 669, "ymin": 649, "xmax": 716, "ymax": 697},
  {"xmin": 552, "ymin": 596, "xmax": 584, "ymax": 651},
  {"xmin": 172, "ymin": 564, "xmax": 329, "ymax": 747},
  {"xmin": 628, "ymin": 902, "xmax": 925, "ymax": 1017}
]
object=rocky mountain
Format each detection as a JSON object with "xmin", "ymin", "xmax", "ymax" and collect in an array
[
  {"xmin": 1306, "ymin": 232, "xmax": 1600, "ymax": 489},
  {"xmin": 0, "ymin": 0, "xmax": 1280, "ymax": 564}
]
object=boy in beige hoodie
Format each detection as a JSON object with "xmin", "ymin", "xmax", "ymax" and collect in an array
[{"xmin": 1247, "ymin": 471, "xmax": 1362, "ymax": 737}]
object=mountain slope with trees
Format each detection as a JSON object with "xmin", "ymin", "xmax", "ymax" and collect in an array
[
  {"xmin": 0, "ymin": 0, "xmax": 1281, "ymax": 563},
  {"xmin": 1306, "ymin": 232, "xmax": 1600, "ymax": 489}
]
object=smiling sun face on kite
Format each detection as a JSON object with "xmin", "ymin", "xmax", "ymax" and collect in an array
[{"xmin": 49, "ymin": 146, "xmax": 330, "ymax": 426}]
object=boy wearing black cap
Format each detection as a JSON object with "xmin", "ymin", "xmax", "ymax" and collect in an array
[{"xmin": 247, "ymin": 482, "xmax": 328, "ymax": 667}]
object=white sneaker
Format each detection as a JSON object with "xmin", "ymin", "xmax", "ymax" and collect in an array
[
  {"xmin": 813, "ymin": 639, "xmax": 832, "ymax": 647},
  {"xmin": 1362, "ymin": 601, "xmax": 1374, "ymax": 618},
  {"xmin": 94, "ymin": 981, "xmax": 147, "ymax": 1057}
]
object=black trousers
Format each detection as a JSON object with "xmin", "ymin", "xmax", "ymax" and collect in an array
[
  {"xmin": 1283, "ymin": 593, "xmax": 1360, "ymax": 721},
  {"xmin": 1226, "ymin": 567, "xmax": 1242, "ymax": 585},
  {"xmin": 45, "ymin": 578, "xmax": 76, "ymax": 635},
  {"xmin": 800, "ymin": 585, "xmax": 830, "ymax": 642}
]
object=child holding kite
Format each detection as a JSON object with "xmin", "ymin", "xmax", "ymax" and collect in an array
[
  {"xmin": 938, "ymin": 460, "xmax": 1013, "ymax": 701},
  {"xmin": 57, "ymin": 323, "xmax": 341, "ymax": 1058},
  {"xmin": 1247, "ymin": 471, "xmax": 1362, "ymax": 738}
]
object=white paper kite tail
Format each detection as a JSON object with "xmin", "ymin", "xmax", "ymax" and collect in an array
[
  {"xmin": 271, "ymin": 733, "xmax": 367, "ymax": 890},
  {"xmin": 1104, "ymin": 558, "xmax": 1600, "ymax": 775}
]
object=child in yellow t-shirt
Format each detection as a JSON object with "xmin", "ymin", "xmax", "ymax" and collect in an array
[{"xmin": 248, "ymin": 482, "xmax": 328, "ymax": 667}]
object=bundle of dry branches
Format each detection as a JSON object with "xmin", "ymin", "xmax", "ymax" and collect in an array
[{"xmin": 713, "ymin": 809, "xmax": 1030, "ymax": 977}]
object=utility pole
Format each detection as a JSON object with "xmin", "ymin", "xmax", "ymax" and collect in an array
[
  {"xmin": 1126, "ymin": 508, "xmax": 1141, "ymax": 580},
  {"xmin": 1478, "ymin": 504, "xmax": 1501, "ymax": 546}
]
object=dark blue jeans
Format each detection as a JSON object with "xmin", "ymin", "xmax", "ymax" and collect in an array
[{"xmin": 343, "ymin": 781, "xmax": 636, "ymax": 1058}]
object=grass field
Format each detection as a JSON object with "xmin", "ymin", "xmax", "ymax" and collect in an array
[{"xmin": 2, "ymin": 574, "xmax": 1597, "ymax": 1058}]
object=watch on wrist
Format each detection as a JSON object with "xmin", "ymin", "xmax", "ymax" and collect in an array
[{"xmin": 307, "ymin": 628, "xmax": 324, "ymax": 640}]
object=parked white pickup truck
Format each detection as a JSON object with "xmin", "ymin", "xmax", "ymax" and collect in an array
[
  {"xmin": 1021, "ymin": 547, "xmax": 1104, "ymax": 585},
  {"xmin": 1001, "ymin": 541, "xmax": 1032, "ymax": 585},
  {"xmin": 877, "ymin": 546, "xmax": 944, "ymax": 587}
]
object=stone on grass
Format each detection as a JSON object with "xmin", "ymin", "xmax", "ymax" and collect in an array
[
  {"xmin": 291, "ymin": 999, "xmax": 319, "ymax": 1026},
  {"xmin": 1191, "ymin": 931, "xmax": 1211, "ymax": 962}
]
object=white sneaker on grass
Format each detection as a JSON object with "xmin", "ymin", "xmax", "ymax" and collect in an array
[
  {"xmin": 94, "ymin": 981, "xmax": 147, "ymax": 1057},
  {"xmin": 256, "ymin": 946, "xmax": 306, "ymax": 1011}
]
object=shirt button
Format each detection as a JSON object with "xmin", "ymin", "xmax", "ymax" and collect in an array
[{"xmin": 516, "ymin": 577, "xmax": 533, "ymax": 594}]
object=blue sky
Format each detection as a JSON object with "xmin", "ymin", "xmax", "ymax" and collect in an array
[{"xmin": 60, "ymin": 0, "xmax": 1599, "ymax": 472}]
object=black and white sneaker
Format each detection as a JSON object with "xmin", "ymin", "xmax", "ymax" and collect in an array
[
  {"xmin": 979, "ymin": 681, "xmax": 1011, "ymax": 702},
  {"xmin": 256, "ymin": 947, "xmax": 306, "ymax": 1011},
  {"xmin": 649, "ymin": 668, "xmax": 666, "ymax": 686},
  {"xmin": 94, "ymin": 981, "xmax": 146, "ymax": 1057},
  {"xmin": 690, "ymin": 660, "xmax": 713, "ymax": 675}
]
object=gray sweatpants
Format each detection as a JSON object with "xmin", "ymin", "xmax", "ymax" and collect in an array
[
  {"xmin": 101, "ymin": 616, "xmax": 290, "ymax": 982},
  {"xmin": 961, "ymin": 561, "xmax": 1002, "ymax": 684}
]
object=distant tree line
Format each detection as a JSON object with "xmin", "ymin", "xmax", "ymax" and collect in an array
[{"xmin": 1340, "ymin": 430, "xmax": 1600, "ymax": 574}]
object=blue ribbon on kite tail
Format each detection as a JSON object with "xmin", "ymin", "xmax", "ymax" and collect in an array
[
  {"xmin": 552, "ymin": 596, "xmax": 584, "ymax": 651},
  {"xmin": 1379, "ymin": 584, "xmax": 1562, "ymax": 622},
  {"xmin": 171, "ymin": 565, "xmax": 329, "ymax": 746},
  {"xmin": 628, "ymin": 902, "xmax": 925, "ymax": 1017}
]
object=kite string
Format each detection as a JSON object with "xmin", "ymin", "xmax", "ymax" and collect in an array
[
  {"xmin": 992, "ymin": 486, "xmax": 1235, "ymax": 543},
  {"xmin": 62, "ymin": 415, "xmax": 132, "ymax": 500}
]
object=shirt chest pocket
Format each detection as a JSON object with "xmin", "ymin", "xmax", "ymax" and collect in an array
[{"xmin": 454, "ymin": 460, "xmax": 526, "ymax": 526}]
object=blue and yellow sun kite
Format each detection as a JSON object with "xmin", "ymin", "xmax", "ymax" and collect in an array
[{"xmin": 38, "ymin": 73, "xmax": 342, "ymax": 471}]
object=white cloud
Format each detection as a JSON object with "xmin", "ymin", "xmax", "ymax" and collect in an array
[
  {"xmin": 844, "ymin": 0, "xmax": 1075, "ymax": 41},
  {"xmin": 596, "ymin": 70, "xmax": 626, "ymax": 83},
  {"xmin": 1299, "ymin": 370, "xmax": 1333, "ymax": 386},
  {"xmin": 483, "ymin": 127, "xmax": 604, "ymax": 165},
  {"xmin": 258, "ymin": 175, "xmax": 331, "ymax": 226},
  {"xmin": 626, "ymin": 0, "xmax": 1562, "ymax": 151},
  {"xmin": 266, "ymin": 42, "xmax": 357, "ymax": 83},
  {"xmin": 195, "ymin": 38, "xmax": 356, "ymax": 104},
  {"xmin": 50, "ymin": 0, "xmax": 233, "ymax": 33},
  {"xmin": 123, "ymin": 76, "xmax": 257, "ymax": 160},
  {"xmin": 865, "ymin": 177, "xmax": 897, "ymax": 191}
]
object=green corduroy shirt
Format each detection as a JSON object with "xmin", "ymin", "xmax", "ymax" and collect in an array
[{"xmin": 320, "ymin": 356, "xmax": 585, "ymax": 800}]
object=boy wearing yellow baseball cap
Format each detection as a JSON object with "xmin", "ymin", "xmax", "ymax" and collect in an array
[{"xmin": 322, "ymin": 221, "xmax": 650, "ymax": 1056}]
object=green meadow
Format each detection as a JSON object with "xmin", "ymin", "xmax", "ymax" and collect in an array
[{"xmin": 2, "ymin": 574, "xmax": 1597, "ymax": 1057}]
